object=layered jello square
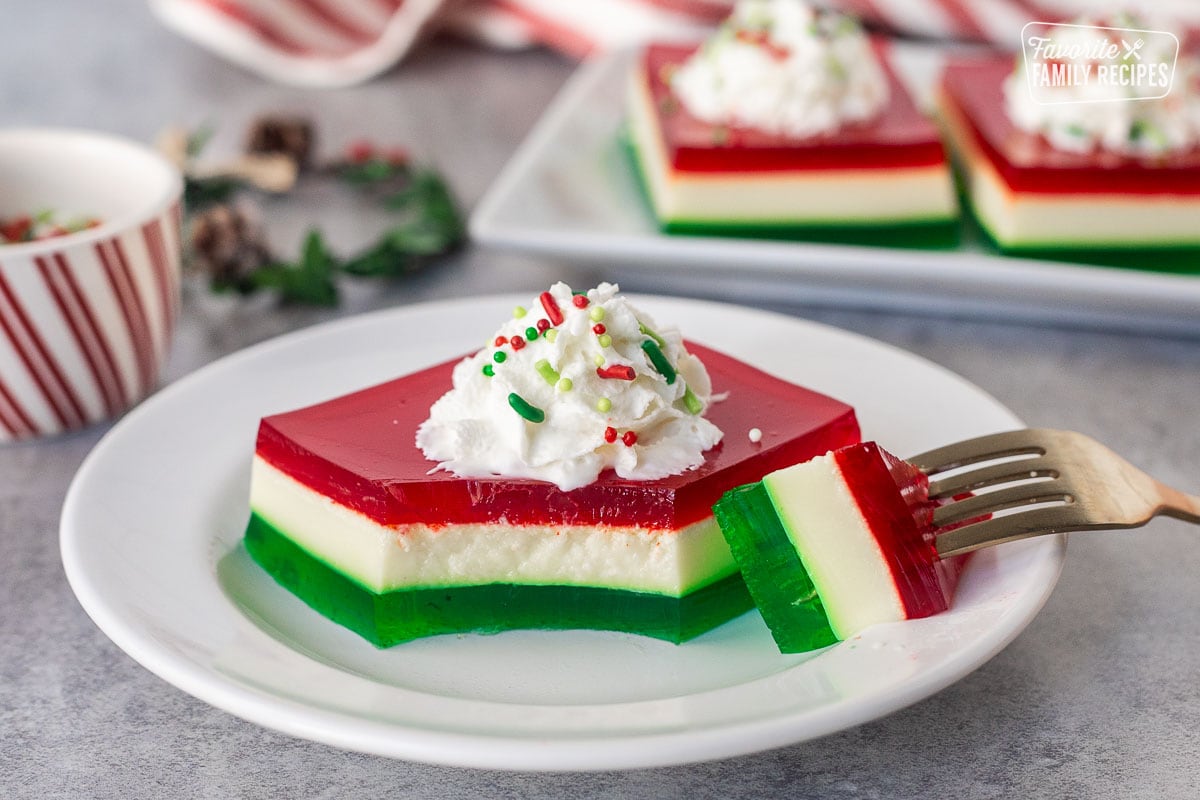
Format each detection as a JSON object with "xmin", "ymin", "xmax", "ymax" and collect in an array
[
  {"xmin": 627, "ymin": 41, "xmax": 959, "ymax": 245},
  {"xmin": 246, "ymin": 319, "xmax": 859, "ymax": 646},
  {"xmin": 940, "ymin": 56, "xmax": 1200, "ymax": 257}
]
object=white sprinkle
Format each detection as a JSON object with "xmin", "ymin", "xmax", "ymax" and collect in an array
[{"xmin": 748, "ymin": 427, "xmax": 762, "ymax": 443}]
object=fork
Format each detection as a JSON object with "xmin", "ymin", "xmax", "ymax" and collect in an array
[{"xmin": 909, "ymin": 428, "xmax": 1200, "ymax": 558}]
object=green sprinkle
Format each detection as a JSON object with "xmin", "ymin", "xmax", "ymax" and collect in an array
[
  {"xmin": 596, "ymin": 397, "xmax": 612, "ymax": 413},
  {"xmin": 589, "ymin": 306, "xmax": 605, "ymax": 322},
  {"xmin": 513, "ymin": 305, "xmax": 527, "ymax": 318},
  {"xmin": 638, "ymin": 322, "xmax": 666, "ymax": 348},
  {"xmin": 557, "ymin": 378, "xmax": 573, "ymax": 393},
  {"xmin": 482, "ymin": 364, "xmax": 494, "ymax": 377},
  {"xmin": 594, "ymin": 354, "xmax": 606, "ymax": 366},
  {"xmin": 525, "ymin": 326, "xmax": 538, "ymax": 341},
  {"xmin": 682, "ymin": 386, "xmax": 703, "ymax": 415},
  {"xmin": 641, "ymin": 339, "xmax": 676, "ymax": 384},
  {"xmin": 597, "ymin": 333, "xmax": 612, "ymax": 348},
  {"xmin": 535, "ymin": 358, "xmax": 560, "ymax": 386},
  {"xmin": 493, "ymin": 351, "xmax": 507, "ymax": 364},
  {"xmin": 508, "ymin": 392, "xmax": 545, "ymax": 423},
  {"xmin": 544, "ymin": 329, "xmax": 558, "ymax": 343}
]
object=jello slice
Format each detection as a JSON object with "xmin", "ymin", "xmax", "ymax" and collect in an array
[
  {"xmin": 628, "ymin": 42, "xmax": 959, "ymax": 246},
  {"xmin": 713, "ymin": 441, "xmax": 963, "ymax": 653},
  {"xmin": 940, "ymin": 57, "xmax": 1200, "ymax": 260},
  {"xmin": 246, "ymin": 343, "xmax": 860, "ymax": 646}
]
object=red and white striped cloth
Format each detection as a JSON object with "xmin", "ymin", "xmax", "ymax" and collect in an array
[
  {"xmin": 151, "ymin": 0, "xmax": 1200, "ymax": 88},
  {"xmin": 0, "ymin": 206, "xmax": 181, "ymax": 442}
]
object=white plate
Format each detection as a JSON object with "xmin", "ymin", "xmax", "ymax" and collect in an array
[
  {"xmin": 60, "ymin": 294, "xmax": 1065, "ymax": 771},
  {"xmin": 470, "ymin": 47, "xmax": 1200, "ymax": 336}
]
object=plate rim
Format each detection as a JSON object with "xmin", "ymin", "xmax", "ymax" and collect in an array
[{"xmin": 60, "ymin": 292, "xmax": 1066, "ymax": 771}]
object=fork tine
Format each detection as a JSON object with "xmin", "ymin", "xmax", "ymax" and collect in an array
[
  {"xmin": 928, "ymin": 459, "xmax": 1059, "ymax": 501},
  {"xmin": 935, "ymin": 503, "xmax": 1094, "ymax": 557},
  {"xmin": 933, "ymin": 480, "xmax": 1073, "ymax": 529},
  {"xmin": 910, "ymin": 429, "xmax": 1046, "ymax": 475}
]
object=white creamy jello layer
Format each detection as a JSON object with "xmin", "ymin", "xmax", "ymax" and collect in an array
[
  {"xmin": 250, "ymin": 456, "xmax": 739, "ymax": 596},
  {"xmin": 629, "ymin": 67, "xmax": 957, "ymax": 225},
  {"xmin": 941, "ymin": 95, "xmax": 1200, "ymax": 248},
  {"xmin": 763, "ymin": 453, "xmax": 903, "ymax": 638}
]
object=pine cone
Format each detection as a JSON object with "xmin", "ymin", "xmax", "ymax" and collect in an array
[
  {"xmin": 245, "ymin": 115, "xmax": 315, "ymax": 169},
  {"xmin": 189, "ymin": 202, "xmax": 272, "ymax": 290}
]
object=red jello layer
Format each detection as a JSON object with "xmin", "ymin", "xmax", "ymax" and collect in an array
[
  {"xmin": 834, "ymin": 442, "xmax": 956, "ymax": 619},
  {"xmin": 256, "ymin": 343, "xmax": 860, "ymax": 530},
  {"xmin": 942, "ymin": 57, "xmax": 1200, "ymax": 195},
  {"xmin": 643, "ymin": 41, "xmax": 948, "ymax": 173}
]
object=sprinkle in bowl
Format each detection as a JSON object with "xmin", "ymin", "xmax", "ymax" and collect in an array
[{"xmin": 0, "ymin": 128, "xmax": 183, "ymax": 443}]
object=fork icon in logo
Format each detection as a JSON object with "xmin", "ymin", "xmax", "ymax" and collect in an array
[{"xmin": 1121, "ymin": 38, "xmax": 1145, "ymax": 60}]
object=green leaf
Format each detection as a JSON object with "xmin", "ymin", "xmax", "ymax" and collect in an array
[
  {"xmin": 341, "ymin": 241, "xmax": 411, "ymax": 277},
  {"xmin": 339, "ymin": 159, "xmax": 408, "ymax": 187},
  {"xmin": 247, "ymin": 230, "xmax": 340, "ymax": 306},
  {"xmin": 185, "ymin": 175, "xmax": 245, "ymax": 210}
]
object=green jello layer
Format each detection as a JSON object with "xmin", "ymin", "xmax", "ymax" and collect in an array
[
  {"xmin": 713, "ymin": 483, "xmax": 838, "ymax": 653},
  {"xmin": 625, "ymin": 136, "xmax": 961, "ymax": 250},
  {"xmin": 244, "ymin": 513, "xmax": 754, "ymax": 647},
  {"xmin": 661, "ymin": 218, "xmax": 961, "ymax": 249},
  {"xmin": 972, "ymin": 218, "xmax": 1200, "ymax": 274}
]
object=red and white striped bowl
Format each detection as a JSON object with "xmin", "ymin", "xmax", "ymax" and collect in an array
[{"xmin": 0, "ymin": 129, "xmax": 183, "ymax": 444}]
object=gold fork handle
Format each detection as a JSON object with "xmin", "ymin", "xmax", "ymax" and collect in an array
[{"xmin": 1157, "ymin": 483, "xmax": 1200, "ymax": 525}]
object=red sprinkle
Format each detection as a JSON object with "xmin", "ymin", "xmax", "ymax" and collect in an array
[
  {"xmin": 494, "ymin": 336, "xmax": 508, "ymax": 347},
  {"xmin": 622, "ymin": 431, "xmax": 638, "ymax": 447},
  {"xmin": 604, "ymin": 426, "xmax": 618, "ymax": 443},
  {"xmin": 592, "ymin": 323, "xmax": 606, "ymax": 335},
  {"xmin": 386, "ymin": 147, "xmax": 410, "ymax": 166},
  {"xmin": 510, "ymin": 336, "xmax": 526, "ymax": 351},
  {"xmin": 596, "ymin": 365, "xmax": 635, "ymax": 381},
  {"xmin": 536, "ymin": 318, "xmax": 551, "ymax": 333},
  {"xmin": 539, "ymin": 291, "xmax": 565, "ymax": 326},
  {"xmin": 572, "ymin": 295, "xmax": 589, "ymax": 308}
]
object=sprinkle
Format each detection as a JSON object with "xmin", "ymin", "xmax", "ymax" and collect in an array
[
  {"xmin": 536, "ymin": 318, "xmax": 550, "ymax": 333},
  {"xmin": 539, "ymin": 291, "xmax": 564, "ymax": 325},
  {"xmin": 596, "ymin": 397, "xmax": 612, "ymax": 413},
  {"xmin": 513, "ymin": 306, "xmax": 527, "ymax": 319},
  {"xmin": 511, "ymin": 336, "xmax": 526, "ymax": 351},
  {"xmin": 622, "ymin": 430, "xmax": 638, "ymax": 446},
  {"xmin": 494, "ymin": 336, "xmax": 508, "ymax": 347},
  {"xmin": 545, "ymin": 329, "xmax": 558, "ymax": 343},
  {"xmin": 572, "ymin": 294, "xmax": 589, "ymax": 308},
  {"xmin": 604, "ymin": 426, "xmax": 617, "ymax": 443},
  {"xmin": 597, "ymin": 334, "xmax": 612, "ymax": 348},
  {"xmin": 589, "ymin": 306, "xmax": 605, "ymax": 323},
  {"xmin": 748, "ymin": 427, "xmax": 763, "ymax": 443},
  {"xmin": 482, "ymin": 364, "xmax": 494, "ymax": 377},
  {"xmin": 593, "ymin": 354, "xmax": 605, "ymax": 366},
  {"xmin": 535, "ymin": 358, "xmax": 560, "ymax": 386},
  {"xmin": 597, "ymin": 364, "xmax": 635, "ymax": 381},
  {"xmin": 592, "ymin": 323, "xmax": 606, "ymax": 335},
  {"xmin": 641, "ymin": 339, "xmax": 676, "ymax": 384},
  {"xmin": 508, "ymin": 392, "xmax": 545, "ymax": 423},
  {"xmin": 638, "ymin": 322, "xmax": 666, "ymax": 348},
  {"xmin": 682, "ymin": 386, "xmax": 703, "ymax": 415},
  {"xmin": 525, "ymin": 326, "xmax": 539, "ymax": 341},
  {"xmin": 557, "ymin": 378, "xmax": 573, "ymax": 392},
  {"xmin": 493, "ymin": 351, "xmax": 507, "ymax": 364}
]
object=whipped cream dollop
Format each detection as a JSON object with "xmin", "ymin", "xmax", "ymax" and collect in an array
[
  {"xmin": 417, "ymin": 282, "xmax": 723, "ymax": 492},
  {"xmin": 1004, "ymin": 15, "xmax": 1200, "ymax": 156},
  {"xmin": 668, "ymin": 0, "xmax": 889, "ymax": 138}
]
